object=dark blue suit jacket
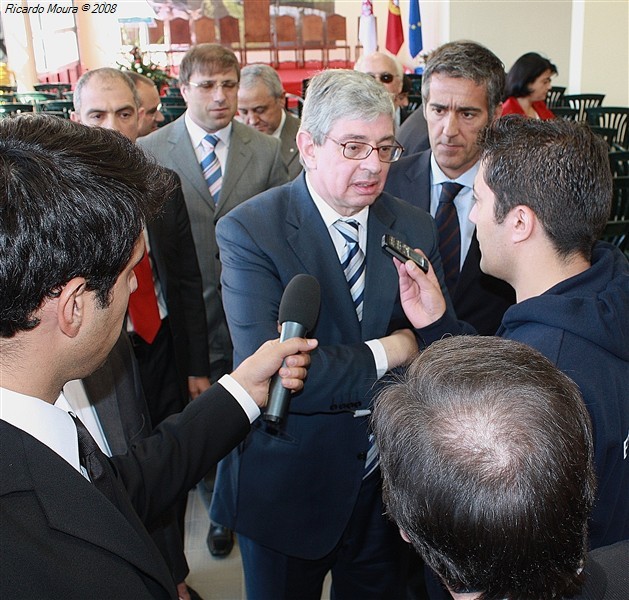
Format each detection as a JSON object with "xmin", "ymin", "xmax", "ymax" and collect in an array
[
  {"xmin": 385, "ymin": 149, "xmax": 515, "ymax": 335},
  {"xmin": 211, "ymin": 174, "xmax": 454, "ymax": 559}
]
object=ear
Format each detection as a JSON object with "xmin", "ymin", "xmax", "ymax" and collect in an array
[
  {"xmin": 57, "ymin": 277, "xmax": 88, "ymax": 338},
  {"xmin": 70, "ymin": 111, "xmax": 81, "ymax": 124},
  {"xmin": 510, "ymin": 205, "xmax": 536, "ymax": 244},
  {"xmin": 297, "ymin": 130, "xmax": 317, "ymax": 170},
  {"xmin": 399, "ymin": 528, "xmax": 411, "ymax": 544}
]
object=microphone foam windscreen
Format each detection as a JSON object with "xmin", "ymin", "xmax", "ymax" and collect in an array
[{"xmin": 278, "ymin": 274, "xmax": 321, "ymax": 332}]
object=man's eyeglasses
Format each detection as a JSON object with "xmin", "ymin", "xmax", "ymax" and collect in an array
[
  {"xmin": 326, "ymin": 137, "xmax": 404, "ymax": 163},
  {"xmin": 367, "ymin": 72, "xmax": 396, "ymax": 84},
  {"xmin": 187, "ymin": 80, "xmax": 239, "ymax": 92}
]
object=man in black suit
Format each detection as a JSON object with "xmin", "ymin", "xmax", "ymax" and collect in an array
[
  {"xmin": 65, "ymin": 333, "xmax": 193, "ymax": 598},
  {"xmin": 238, "ymin": 63, "xmax": 302, "ymax": 180},
  {"xmin": 72, "ymin": 67, "xmax": 211, "ymax": 424},
  {"xmin": 385, "ymin": 41, "xmax": 515, "ymax": 335},
  {"xmin": 0, "ymin": 114, "xmax": 315, "ymax": 599}
]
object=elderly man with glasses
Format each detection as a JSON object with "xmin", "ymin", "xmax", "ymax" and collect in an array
[{"xmin": 210, "ymin": 69, "xmax": 454, "ymax": 599}]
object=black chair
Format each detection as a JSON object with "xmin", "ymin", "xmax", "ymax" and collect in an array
[
  {"xmin": 407, "ymin": 74, "xmax": 423, "ymax": 95},
  {"xmin": 160, "ymin": 105, "xmax": 186, "ymax": 125},
  {"xmin": 590, "ymin": 126, "xmax": 617, "ymax": 149},
  {"xmin": 0, "ymin": 103, "xmax": 35, "ymax": 117},
  {"xmin": 163, "ymin": 86, "xmax": 182, "ymax": 97},
  {"xmin": 562, "ymin": 93, "xmax": 605, "ymax": 122},
  {"xmin": 586, "ymin": 107, "xmax": 629, "ymax": 151},
  {"xmin": 15, "ymin": 92, "xmax": 57, "ymax": 105},
  {"xmin": 406, "ymin": 95, "xmax": 422, "ymax": 113},
  {"xmin": 34, "ymin": 83, "xmax": 72, "ymax": 98},
  {"xmin": 39, "ymin": 99, "xmax": 74, "ymax": 118},
  {"xmin": 284, "ymin": 93, "xmax": 303, "ymax": 118},
  {"xmin": 0, "ymin": 93, "xmax": 16, "ymax": 103},
  {"xmin": 546, "ymin": 86, "xmax": 566, "ymax": 108},
  {"xmin": 0, "ymin": 85, "xmax": 17, "ymax": 94},
  {"xmin": 609, "ymin": 151, "xmax": 629, "ymax": 178},
  {"xmin": 600, "ymin": 219, "xmax": 628, "ymax": 254},
  {"xmin": 160, "ymin": 95, "xmax": 186, "ymax": 107},
  {"xmin": 610, "ymin": 176, "xmax": 629, "ymax": 221},
  {"xmin": 552, "ymin": 107, "xmax": 579, "ymax": 121}
]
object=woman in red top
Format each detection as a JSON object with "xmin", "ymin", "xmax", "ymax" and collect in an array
[{"xmin": 502, "ymin": 53, "xmax": 557, "ymax": 120}]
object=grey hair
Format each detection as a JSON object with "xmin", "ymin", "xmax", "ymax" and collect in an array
[
  {"xmin": 240, "ymin": 64, "xmax": 284, "ymax": 99},
  {"xmin": 300, "ymin": 69, "xmax": 395, "ymax": 145},
  {"xmin": 74, "ymin": 67, "xmax": 141, "ymax": 112}
]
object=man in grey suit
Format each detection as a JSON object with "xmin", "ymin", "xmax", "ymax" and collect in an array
[
  {"xmin": 238, "ymin": 64, "xmax": 302, "ymax": 180},
  {"xmin": 139, "ymin": 44, "xmax": 288, "ymax": 556},
  {"xmin": 138, "ymin": 45, "xmax": 289, "ymax": 382}
]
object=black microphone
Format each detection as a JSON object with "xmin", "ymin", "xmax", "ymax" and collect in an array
[{"xmin": 264, "ymin": 274, "xmax": 321, "ymax": 425}]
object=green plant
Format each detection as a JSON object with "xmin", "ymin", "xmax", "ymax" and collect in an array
[{"xmin": 118, "ymin": 47, "xmax": 173, "ymax": 89}]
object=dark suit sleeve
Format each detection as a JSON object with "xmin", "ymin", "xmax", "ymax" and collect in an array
[
  {"xmin": 216, "ymin": 214, "xmax": 378, "ymax": 416},
  {"xmin": 111, "ymin": 382, "xmax": 249, "ymax": 525},
  {"xmin": 153, "ymin": 175, "xmax": 210, "ymax": 378}
]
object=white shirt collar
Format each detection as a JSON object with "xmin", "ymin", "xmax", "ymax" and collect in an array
[
  {"xmin": 305, "ymin": 173, "xmax": 370, "ymax": 231},
  {"xmin": 271, "ymin": 110, "xmax": 287, "ymax": 139},
  {"xmin": 430, "ymin": 153, "xmax": 479, "ymax": 188},
  {"xmin": 1, "ymin": 386, "xmax": 81, "ymax": 473},
  {"xmin": 184, "ymin": 111, "xmax": 233, "ymax": 150}
]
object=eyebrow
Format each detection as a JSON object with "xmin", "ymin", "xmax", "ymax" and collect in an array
[
  {"xmin": 86, "ymin": 104, "xmax": 136, "ymax": 115},
  {"xmin": 336, "ymin": 133, "xmax": 397, "ymax": 144},
  {"xmin": 429, "ymin": 102, "xmax": 483, "ymax": 114}
]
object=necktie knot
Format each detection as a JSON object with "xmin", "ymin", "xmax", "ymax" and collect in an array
[
  {"xmin": 440, "ymin": 182, "xmax": 464, "ymax": 205},
  {"xmin": 204, "ymin": 133, "xmax": 219, "ymax": 148},
  {"xmin": 333, "ymin": 219, "xmax": 360, "ymax": 244}
]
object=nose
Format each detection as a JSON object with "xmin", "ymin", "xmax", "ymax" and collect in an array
[
  {"xmin": 155, "ymin": 109, "xmax": 165, "ymax": 124},
  {"xmin": 360, "ymin": 147, "xmax": 383, "ymax": 173},
  {"xmin": 212, "ymin": 85, "xmax": 227, "ymax": 103},
  {"xmin": 443, "ymin": 112, "xmax": 459, "ymax": 138},
  {"xmin": 245, "ymin": 112, "xmax": 259, "ymax": 126}
]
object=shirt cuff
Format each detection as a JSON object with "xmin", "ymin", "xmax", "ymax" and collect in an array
[
  {"xmin": 365, "ymin": 339, "xmax": 388, "ymax": 379},
  {"xmin": 217, "ymin": 375, "xmax": 261, "ymax": 424}
]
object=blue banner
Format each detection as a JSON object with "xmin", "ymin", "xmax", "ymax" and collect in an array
[{"xmin": 409, "ymin": 0, "xmax": 423, "ymax": 58}]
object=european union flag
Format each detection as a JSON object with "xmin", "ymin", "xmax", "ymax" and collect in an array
[{"xmin": 409, "ymin": 0, "xmax": 423, "ymax": 58}]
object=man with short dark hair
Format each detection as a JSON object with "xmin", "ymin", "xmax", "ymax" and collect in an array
[
  {"xmin": 238, "ymin": 63, "xmax": 301, "ymax": 179},
  {"xmin": 373, "ymin": 335, "xmax": 628, "ymax": 599},
  {"xmin": 139, "ymin": 44, "xmax": 289, "ymax": 381},
  {"xmin": 386, "ymin": 40, "xmax": 515, "ymax": 336},
  {"xmin": 397, "ymin": 115, "xmax": 629, "ymax": 550},
  {"xmin": 0, "ymin": 114, "xmax": 315, "ymax": 599}
]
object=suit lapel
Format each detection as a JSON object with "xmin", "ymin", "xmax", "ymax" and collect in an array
[
  {"xmin": 362, "ymin": 198, "xmax": 400, "ymax": 337},
  {"xmin": 168, "ymin": 116, "xmax": 216, "ymax": 211},
  {"xmin": 83, "ymin": 361, "xmax": 128, "ymax": 456},
  {"xmin": 284, "ymin": 177, "xmax": 362, "ymax": 340},
  {"xmin": 2, "ymin": 422, "xmax": 174, "ymax": 594},
  {"xmin": 219, "ymin": 121, "xmax": 253, "ymax": 217},
  {"xmin": 406, "ymin": 150, "xmax": 432, "ymax": 211}
]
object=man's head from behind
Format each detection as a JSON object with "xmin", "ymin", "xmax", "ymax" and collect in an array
[
  {"xmin": 127, "ymin": 72, "xmax": 165, "ymax": 137},
  {"xmin": 372, "ymin": 336, "xmax": 596, "ymax": 599},
  {"xmin": 297, "ymin": 69, "xmax": 399, "ymax": 216},
  {"xmin": 71, "ymin": 67, "xmax": 142, "ymax": 142},
  {"xmin": 421, "ymin": 41, "xmax": 505, "ymax": 179},
  {"xmin": 178, "ymin": 44, "xmax": 240, "ymax": 133},
  {"xmin": 238, "ymin": 63, "xmax": 285, "ymax": 135},
  {"xmin": 0, "ymin": 114, "xmax": 171, "ymax": 339},
  {"xmin": 477, "ymin": 115, "xmax": 612, "ymax": 261}
]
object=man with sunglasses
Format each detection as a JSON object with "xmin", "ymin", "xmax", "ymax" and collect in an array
[
  {"xmin": 210, "ymin": 69, "xmax": 454, "ymax": 599},
  {"xmin": 354, "ymin": 51, "xmax": 406, "ymax": 129}
]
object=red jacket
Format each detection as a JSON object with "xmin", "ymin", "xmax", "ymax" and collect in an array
[{"xmin": 501, "ymin": 96, "xmax": 555, "ymax": 120}]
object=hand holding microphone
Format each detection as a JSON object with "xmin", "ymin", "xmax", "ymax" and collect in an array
[{"xmin": 264, "ymin": 274, "xmax": 321, "ymax": 425}]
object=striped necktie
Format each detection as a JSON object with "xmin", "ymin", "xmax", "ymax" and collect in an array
[
  {"xmin": 333, "ymin": 219, "xmax": 365, "ymax": 322},
  {"xmin": 435, "ymin": 182, "xmax": 464, "ymax": 296},
  {"xmin": 200, "ymin": 133, "xmax": 222, "ymax": 204},
  {"xmin": 333, "ymin": 219, "xmax": 377, "ymax": 478}
]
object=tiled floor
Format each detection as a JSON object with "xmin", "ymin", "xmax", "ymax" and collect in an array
[
  {"xmin": 184, "ymin": 487, "xmax": 246, "ymax": 599},
  {"xmin": 184, "ymin": 488, "xmax": 331, "ymax": 600}
]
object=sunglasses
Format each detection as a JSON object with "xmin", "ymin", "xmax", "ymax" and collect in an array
[{"xmin": 368, "ymin": 72, "xmax": 396, "ymax": 84}]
